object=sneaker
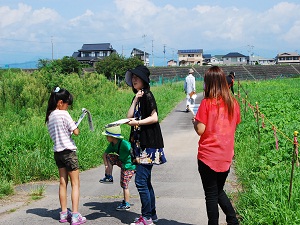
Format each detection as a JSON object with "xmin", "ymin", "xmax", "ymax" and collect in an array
[
  {"xmin": 99, "ymin": 175, "xmax": 113, "ymax": 183},
  {"xmin": 130, "ymin": 216, "xmax": 154, "ymax": 225},
  {"xmin": 186, "ymin": 105, "xmax": 190, "ymax": 112},
  {"xmin": 152, "ymin": 215, "xmax": 159, "ymax": 223},
  {"xmin": 59, "ymin": 210, "xmax": 71, "ymax": 223},
  {"xmin": 116, "ymin": 200, "xmax": 130, "ymax": 211},
  {"xmin": 71, "ymin": 213, "xmax": 86, "ymax": 225}
]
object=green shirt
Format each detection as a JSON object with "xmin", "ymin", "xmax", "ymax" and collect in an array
[{"xmin": 105, "ymin": 139, "xmax": 136, "ymax": 171}]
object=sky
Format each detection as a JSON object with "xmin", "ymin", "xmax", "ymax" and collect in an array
[{"xmin": 1, "ymin": 0, "xmax": 300, "ymax": 67}]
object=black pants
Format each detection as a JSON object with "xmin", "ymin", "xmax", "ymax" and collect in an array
[{"xmin": 198, "ymin": 160, "xmax": 239, "ymax": 225}]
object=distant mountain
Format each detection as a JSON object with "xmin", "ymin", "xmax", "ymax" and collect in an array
[{"xmin": 0, "ymin": 61, "xmax": 38, "ymax": 69}]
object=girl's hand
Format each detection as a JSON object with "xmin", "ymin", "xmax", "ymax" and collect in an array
[
  {"xmin": 127, "ymin": 118, "xmax": 139, "ymax": 127},
  {"xmin": 135, "ymin": 89, "xmax": 144, "ymax": 98}
]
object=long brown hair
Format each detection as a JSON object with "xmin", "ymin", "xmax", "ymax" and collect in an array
[{"xmin": 203, "ymin": 66, "xmax": 234, "ymax": 119}]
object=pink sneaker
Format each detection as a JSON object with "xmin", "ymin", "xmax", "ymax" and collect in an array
[
  {"xmin": 130, "ymin": 216, "xmax": 154, "ymax": 225},
  {"xmin": 71, "ymin": 212, "xmax": 86, "ymax": 225},
  {"xmin": 59, "ymin": 210, "xmax": 71, "ymax": 223}
]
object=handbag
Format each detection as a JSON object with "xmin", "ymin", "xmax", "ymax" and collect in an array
[{"xmin": 189, "ymin": 91, "xmax": 196, "ymax": 98}]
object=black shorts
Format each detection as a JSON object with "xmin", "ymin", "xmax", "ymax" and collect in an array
[{"xmin": 54, "ymin": 150, "xmax": 79, "ymax": 171}]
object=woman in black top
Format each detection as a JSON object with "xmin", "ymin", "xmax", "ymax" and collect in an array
[{"xmin": 125, "ymin": 65, "xmax": 166, "ymax": 225}]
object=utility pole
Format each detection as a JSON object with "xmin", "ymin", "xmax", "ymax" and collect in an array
[
  {"xmin": 51, "ymin": 36, "xmax": 54, "ymax": 61},
  {"xmin": 247, "ymin": 45, "xmax": 254, "ymax": 65},
  {"xmin": 152, "ymin": 40, "xmax": 154, "ymax": 67},
  {"xmin": 142, "ymin": 34, "xmax": 146, "ymax": 66},
  {"xmin": 163, "ymin": 44, "xmax": 166, "ymax": 66}
]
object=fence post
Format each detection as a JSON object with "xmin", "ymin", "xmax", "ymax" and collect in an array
[
  {"xmin": 255, "ymin": 102, "xmax": 261, "ymax": 147},
  {"xmin": 288, "ymin": 131, "xmax": 299, "ymax": 202}
]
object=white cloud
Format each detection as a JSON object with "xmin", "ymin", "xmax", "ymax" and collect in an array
[
  {"xmin": 69, "ymin": 10, "xmax": 94, "ymax": 26},
  {"xmin": 0, "ymin": 3, "xmax": 31, "ymax": 28},
  {"xmin": 1, "ymin": 0, "xmax": 300, "ymax": 64}
]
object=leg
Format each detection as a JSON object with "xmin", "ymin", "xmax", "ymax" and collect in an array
[
  {"xmin": 58, "ymin": 167, "xmax": 68, "ymax": 212},
  {"xmin": 217, "ymin": 171, "xmax": 239, "ymax": 225},
  {"xmin": 148, "ymin": 172, "xmax": 157, "ymax": 220},
  {"xmin": 68, "ymin": 169, "xmax": 80, "ymax": 213},
  {"xmin": 121, "ymin": 169, "xmax": 134, "ymax": 203},
  {"xmin": 105, "ymin": 156, "xmax": 113, "ymax": 176},
  {"xmin": 135, "ymin": 164, "xmax": 153, "ymax": 219},
  {"xmin": 198, "ymin": 160, "xmax": 219, "ymax": 225},
  {"xmin": 124, "ymin": 188, "xmax": 130, "ymax": 203}
]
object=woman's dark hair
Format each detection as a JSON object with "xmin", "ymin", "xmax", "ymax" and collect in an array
[{"xmin": 45, "ymin": 87, "xmax": 73, "ymax": 123}]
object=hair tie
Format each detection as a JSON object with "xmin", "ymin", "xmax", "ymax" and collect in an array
[{"xmin": 54, "ymin": 87, "xmax": 60, "ymax": 93}]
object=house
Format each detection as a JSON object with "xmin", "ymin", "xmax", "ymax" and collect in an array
[
  {"xmin": 276, "ymin": 52, "xmax": 300, "ymax": 64},
  {"xmin": 210, "ymin": 55, "xmax": 224, "ymax": 65},
  {"xmin": 167, "ymin": 59, "xmax": 177, "ymax": 66},
  {"xmin": 250, "ymin": 55, "xmax": 275, "ymax": 65},
  {"xmin": 131, "ymin": 48, "xmax": 150, "ymax": 66},
  {"xmin": 203, "ymin": 54, "xmax": 212, "ymax": 65},
  {"xmin": 177, "ymin": 49, "xmax": 203, "ymax": 66},
  {"xmin": 222, "ymin": 52, "xmax": 247, "ymax": 65},
  {"xmin": 72, "ymin": 43, "xmax": 116, "ymax": 66}
]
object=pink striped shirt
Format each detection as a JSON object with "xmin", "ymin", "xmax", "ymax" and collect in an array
[{"xmin": 47, "ymin": 110, "xmax": 78, "ymax": 152}]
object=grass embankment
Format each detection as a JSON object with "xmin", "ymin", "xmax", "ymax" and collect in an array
[
  {"xmin": 0, "ymin": 69, "xmax": 188, "ymax": 198},
  {"xmin": 235, "ymin": 78, "xmax": 300, "ymax": 224}
]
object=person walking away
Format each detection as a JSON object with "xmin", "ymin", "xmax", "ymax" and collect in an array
[
  {"xmin": 184, "ymin": 68, "xmax": 196, "ymax": 112},
  {"xmin": 99, "ymin": 125, "xmax": 136, "ymax": 211},
  {"xmin": 193, "ymin": 66, "xmax": 240, "ymax": 225},
  {"xmin": 45, "ymin": 87, "xmax": 86, "ymax": 225},
  {"xmin": 125, "ymin": 65, "xmax": 167, "ymax": 225},
  {"xmin": 226, "ymin": 71, "xmax": 235, "ymax": 95}
]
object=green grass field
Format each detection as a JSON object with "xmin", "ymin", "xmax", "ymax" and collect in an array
[{"xmin": 1, "ymin": 69, "xmax": 300, "ymax": 224}]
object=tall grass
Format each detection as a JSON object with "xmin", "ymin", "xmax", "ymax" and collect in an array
[
  {"xmin": 235, "ymin": 78, "xmax": 300, "ymax": 224},
  {"xmin": 0, "ymin": 70, "xmax": 188, "ymax": 196}
]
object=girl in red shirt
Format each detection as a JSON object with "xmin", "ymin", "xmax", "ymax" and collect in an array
[{"xmin": 193, "ymin": 66, "xmax": 240, "ymax": 225}]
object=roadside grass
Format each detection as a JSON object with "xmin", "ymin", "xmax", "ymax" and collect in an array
[
  {"xmin": 0, "ymin": 180, "xmax": 14, "ymax": 199},
  {"xmin": 29, "ymin": 185, "xmax": 46, "ymax": 200}
]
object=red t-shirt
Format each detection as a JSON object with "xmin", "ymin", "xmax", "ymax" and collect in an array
[{"xmin": 195, "ymin": 98, "xmax": 241, "ymax": 172}]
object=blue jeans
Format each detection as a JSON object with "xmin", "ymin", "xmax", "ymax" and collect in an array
[
  {"xmin": 135, "ymin": 164, "xmax": 156, "ymax": 219},
  {"xmin": 198, "ymin": 160, "xmax": 239, "ymax": 225}
]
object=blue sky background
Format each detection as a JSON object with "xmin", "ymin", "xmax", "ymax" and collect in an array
[{"xmin": 1, "ymin": 0, "xmax": 300, "ymax": 67}]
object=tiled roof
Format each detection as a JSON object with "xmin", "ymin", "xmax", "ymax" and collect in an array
[
  {"xmin": 277, "ymin": 52, "xmax": 299, "ymax": 57},
  {"xmin": 79, "ymin": 43, "xmax": 114, "ymax": 51},
  {"xmin": 203, "ymin": 54, "xmax": 211, "ymax": 58},
  {"xmin": 222, "ymin": 52, "xmax": 247, "ymax": 58}
]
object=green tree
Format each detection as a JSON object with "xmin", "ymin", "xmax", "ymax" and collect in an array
[
  {"xmin": 95, "ymin": 53, "xmax": 143, "ymax": 80},
  {"xmin": 37, "ymin": 59, "xmax": 51, "ymax": 69},
  {"xmin": 38, "ymin": 56, "xmax": 82, "ymax": 75}
]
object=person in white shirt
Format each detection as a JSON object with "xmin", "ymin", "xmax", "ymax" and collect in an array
[{"xmin": 184, "ymin": 68, "xmax": 196, "ymax": 112}]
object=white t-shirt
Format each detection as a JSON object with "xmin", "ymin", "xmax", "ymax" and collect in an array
[
  {"xmin": 184, "ymin": 74, "xmax": 196, "ymax": 95},
  {"xmin": 47, "ymin": 110, "xmax": 78, "ymax": 152}
]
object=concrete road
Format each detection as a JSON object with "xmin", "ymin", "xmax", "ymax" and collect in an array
[{"xmin": 0, "ymin": 93, "xmax": 237, "ymax": 225}]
